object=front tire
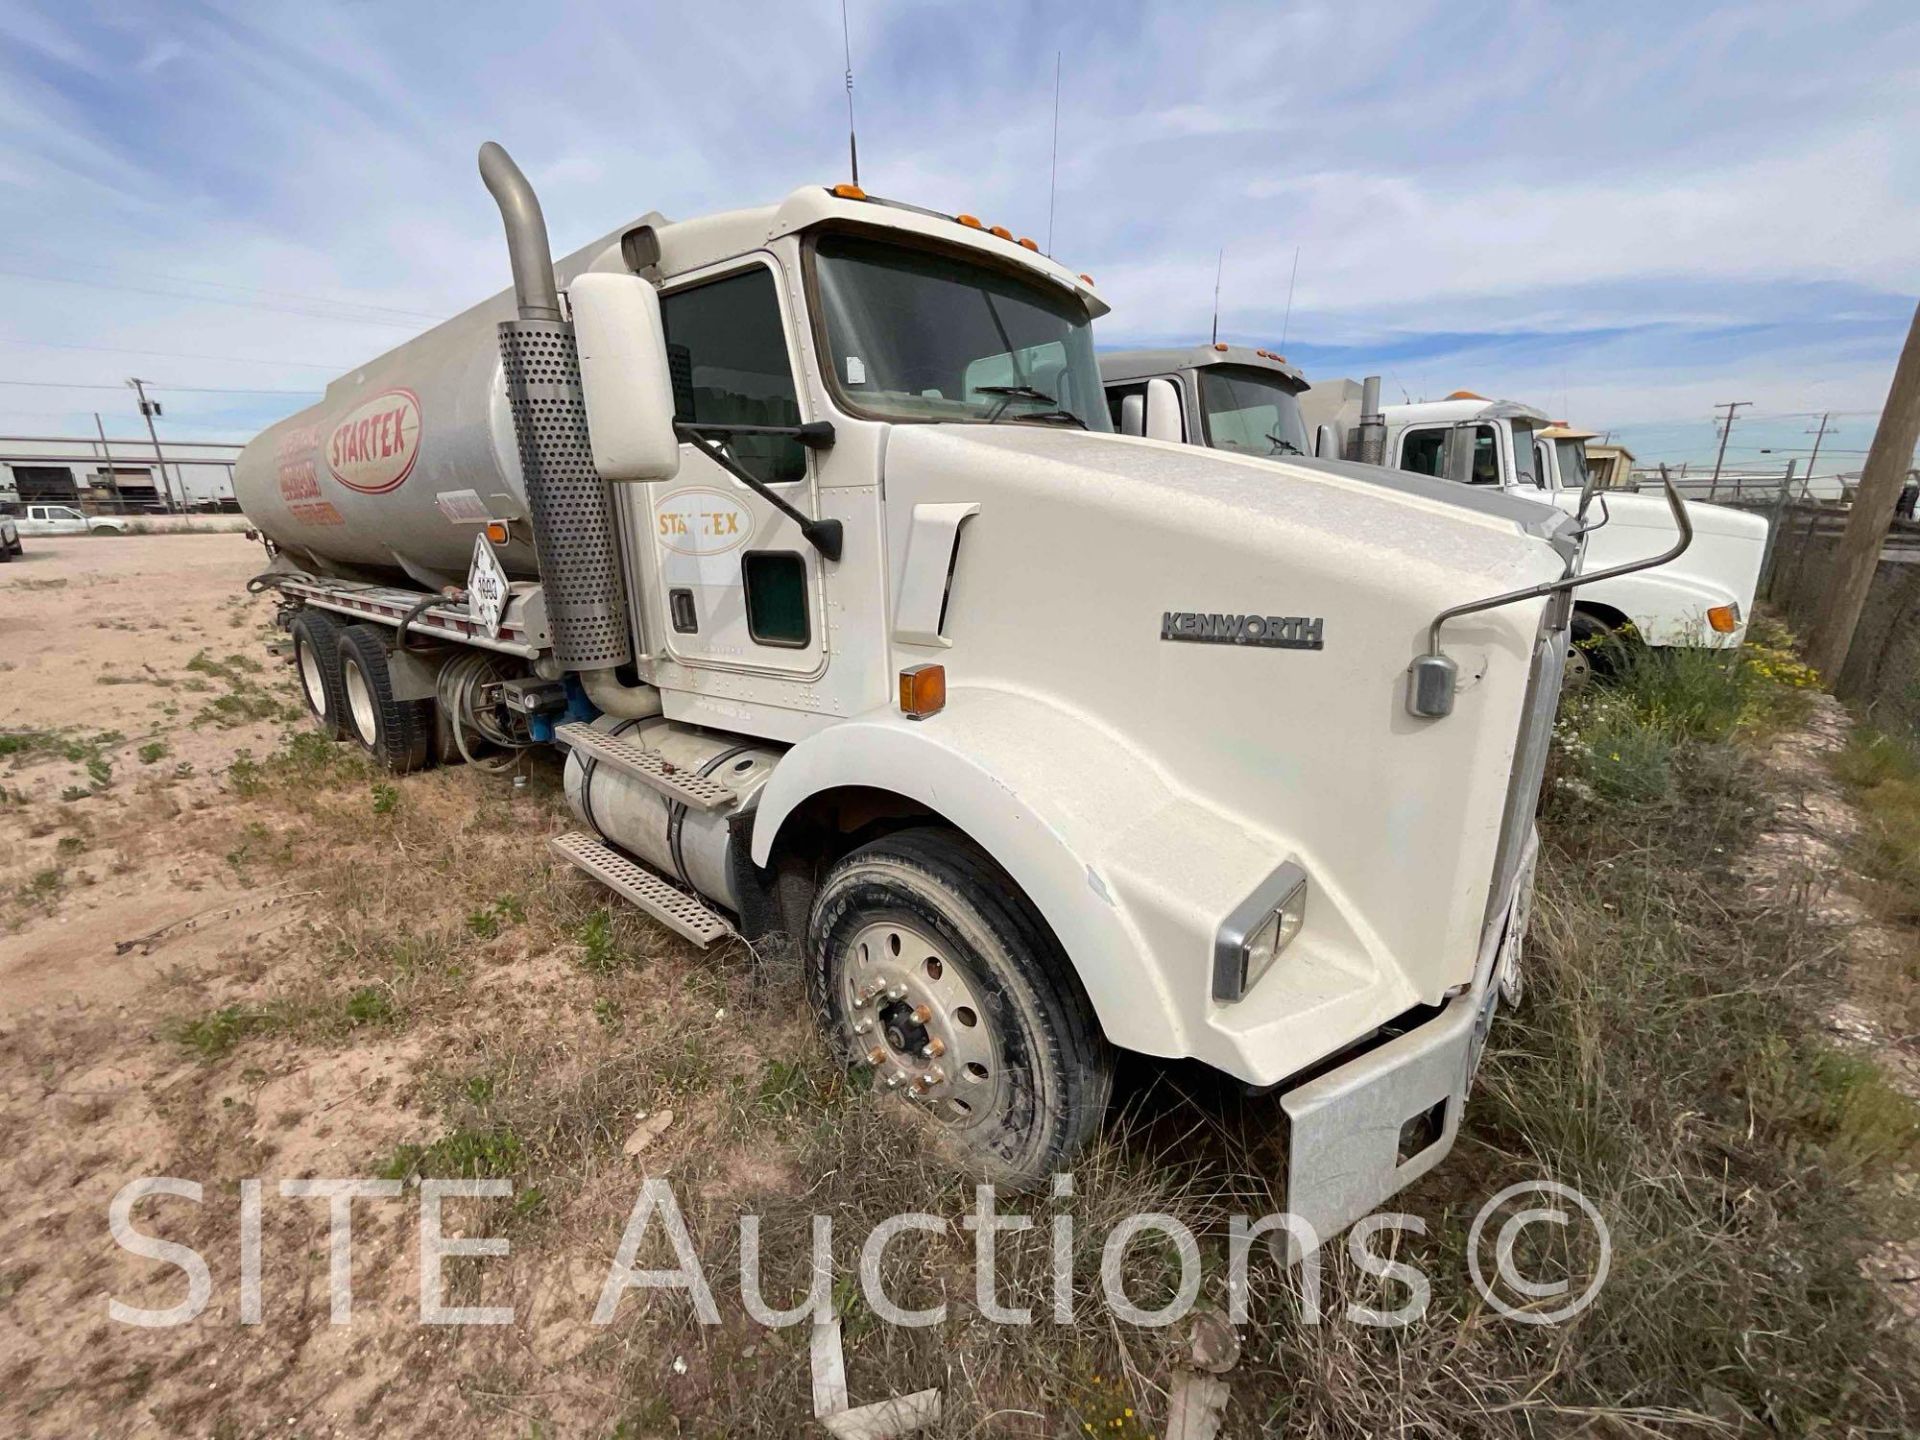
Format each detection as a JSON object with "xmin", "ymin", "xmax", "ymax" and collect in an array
[
  {"xmin": 1566, "ymin": 611, "xmax": 1633, "ymax": 688},
  {"xmin": 336, "ymin": 625, "xmax": 433, "ymax": 773},
  {"xmin": 808, "ymin": 828, "xmax": 1112, "ymax": 1189}
]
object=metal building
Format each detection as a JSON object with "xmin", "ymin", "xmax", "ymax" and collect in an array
[{"xmin": 0, "ymin": 433, "xmax": 241, "ymax": 513}]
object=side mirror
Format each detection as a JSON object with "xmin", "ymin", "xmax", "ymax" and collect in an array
[
  {"xmin": 570, "ymin": 272, "xmax": 681, "ymax": 483},
  {"xmin": 1118, "ymin": 392, "xmax": 1146, "ymax": 437},
  {"xmin": 1315, "ymin": 423, "xmax": 1337, "ymax": 459},
  {"xmin": 1144, "ymin": 376, "xmax": 1183, "ymax": 442}
]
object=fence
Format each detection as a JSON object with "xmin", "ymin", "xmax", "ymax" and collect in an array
[
  {"xmin": 1626, "ymin": 463, "xmax": 1852, "ymax": 504},
  {"xmin": 1761, "ymin": 502, "xmax": 1920, "ymax": 736}
]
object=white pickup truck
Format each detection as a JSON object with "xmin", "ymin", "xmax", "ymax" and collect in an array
[
  {"xmin": 1101, "ymin": 349, "xmax": 1763, "ymax": 677},
  {"xmin": 15, "ymin": 503, "xmax": 129, "ymax": 537}
]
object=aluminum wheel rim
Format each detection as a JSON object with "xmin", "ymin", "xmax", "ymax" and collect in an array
[
  {"xmin": 296, "ymin": 640, "xmax": 329, "ymax": 720},
  {"xmin": 1563, "ymin": 639, "xmax": 1592, "ymax": 692},
  {"xmin": 343, "ymin": 657, "xmax": 378, "ymax": 746},
  {"xmin": 840, "ymin": 919, "xmax": 1004, "ymax": 1128}
]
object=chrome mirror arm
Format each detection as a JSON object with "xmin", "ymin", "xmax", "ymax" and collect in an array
[{"xmin": 1406, "ymin": 476, "xmax": 1693, "ymax": 718}]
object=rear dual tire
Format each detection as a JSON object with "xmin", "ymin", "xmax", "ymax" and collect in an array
[
  {"xmin": 290, "ymin": 609, "xmax": 350, "ymax": 740},
  {"xmin": 337, "ymin": 626, "xmax": 433, "ymax": 774}
]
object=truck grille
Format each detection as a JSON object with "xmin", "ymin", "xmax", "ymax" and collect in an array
[{"xmin": 1482, "ymin": 615, "xmax": 1568, "ymax": 937}]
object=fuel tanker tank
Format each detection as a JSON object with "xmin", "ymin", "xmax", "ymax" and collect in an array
[{"xmin": 233, "ymin": 220, "xmax": 642, "ymax": 590}]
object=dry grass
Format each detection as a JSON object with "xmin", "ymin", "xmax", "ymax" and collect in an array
[{"xmin": 11, "ymin": 618, "xmax": 1920, "ymax": 1435}]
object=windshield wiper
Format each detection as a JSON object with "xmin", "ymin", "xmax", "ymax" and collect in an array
[
  {"xmin": 975, "ymin": 384, "xmax": 1087, "ymax": 429},
  {"xmin": 976, "ymin": 384, "xmax": 1059, "ymax": 406},
  {"xmin": 1265, "ymin": 431, "xmax": 1303, "ymax": 456}
]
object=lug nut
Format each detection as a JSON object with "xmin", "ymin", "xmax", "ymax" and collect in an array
[
  {"xmin": 854, "ymin": 1019, "xmax": 874, "ymax": 1035},
  {"xmin": 865, "ymin": 1047, "xmax": 887, "ymax": 1068},
  {"xmin": 886, "ymin": 984, "xmax": 908, "ymax": 1002},
  {"xmin": 921, "ymin": 1066, "xmax": 946, "ymax": 1088},
  {"xmin": 911, "ymin": 1004, "xmax": 933, "ymax": 1025},
  {"xmin": 920, "ymin": 1037, "xmax": 946, "ymax": 1059},
  {"xmin": 885, "ymin": 1072, "xmax": 904, "ymax": 1089}
]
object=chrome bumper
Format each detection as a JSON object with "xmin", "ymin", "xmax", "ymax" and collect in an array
[{"xmin": 1278, "ymin": 829, "xmax": 1538, "ymax": 1258}]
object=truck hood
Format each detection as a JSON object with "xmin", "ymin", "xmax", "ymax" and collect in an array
[
  {"xmin": 922, "ymin": 424, "xmax": 1580, "ymax": 570},
  {"xmin": 879, "ymin": 422, "xmax": 1568, "ymax": 1064},
  {"xmin": 1555, "ymin": 488, "xmax": 1769, "ymax": 543}
]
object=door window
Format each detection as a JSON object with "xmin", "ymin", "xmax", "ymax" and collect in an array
[
  {"xmin": 741, "ymin": 551, "xmax": 810, "ymax": 647},
  {"xmin": 1400, "ymin": 425, "xmax": 1500, "ymax": 484},
  {"xmin": 1105, "ymin": 381, "xmax": 1147, "ymax": 432},
  {"xmin": 660, "ymin": 267, "xmax": 805, "ymax": 485}
]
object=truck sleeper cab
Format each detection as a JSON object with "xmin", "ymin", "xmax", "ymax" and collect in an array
[{"xmin": 236, "ymin": 149, "xmax": 1576, "ymax": 1247}]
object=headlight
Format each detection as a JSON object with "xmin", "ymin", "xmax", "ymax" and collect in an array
[{"xmin": 1212, "ymin": 862, "xmax": 1308, "ymax": 1003}]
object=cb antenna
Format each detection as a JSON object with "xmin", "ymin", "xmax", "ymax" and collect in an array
[
  {"xmin": 1046, "ymin": 52, "xmax": 1061, "ymax": 255},
  {"xmin": 840, "ymin": 0, "xmax": 859, "ymax": 186},
  {"xmin": 1210, "ymin": 248, "xmax": 1224, "ymax": 347},
  {"xmin": 1280, "ymin": 246, "xmax": 1300, "ymax": 348}
]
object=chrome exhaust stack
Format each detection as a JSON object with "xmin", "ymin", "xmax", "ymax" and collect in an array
[{"xmin": 479, "ymin": 141, "xmax": 631, "ymax": 673}]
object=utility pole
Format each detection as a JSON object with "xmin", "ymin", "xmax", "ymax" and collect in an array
[
  {"xmin": 1808, "ymin": 299, "xmax": 1920, "ymax": 682},
  {"xmin": 127, "ymin": 378, "xmax": 177, "ymax": 513},
  {"xmin": 1802, "ymin": 411, "xmax": 1831, "ymax": 496},
  {"xmin": 1759, "ymin": 459, "xmax": 1798, "ymax": 595},
  {"xmin": 93, "ymin": 412, "xmax": 123, "ymax": 512},
  {"xmin": 1707, "ymin": 400, "xmax": 1750, "ymax": 501}
]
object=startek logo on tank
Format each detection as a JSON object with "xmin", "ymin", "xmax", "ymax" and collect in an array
[{"xmin": 326, "ymin": 388, "xmax": 423, "ymax": 494}]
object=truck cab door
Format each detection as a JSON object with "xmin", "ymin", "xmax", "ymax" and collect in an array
[{"xmin": 641, "ymin": 258, "xmax": 827, "ymax": 681}]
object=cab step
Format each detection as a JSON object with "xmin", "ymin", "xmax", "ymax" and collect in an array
[
  {"xmin": 554, "ymin": 721, "xmax": 738, "ymax": 812},
  {"xmin": 548, "ymin": 830, "xmax": 735, "ymax": 948}
]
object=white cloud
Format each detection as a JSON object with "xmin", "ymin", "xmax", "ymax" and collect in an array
[{"xmin": 0, "ymin": 0, "xmax": 1913, "ymax": 460}]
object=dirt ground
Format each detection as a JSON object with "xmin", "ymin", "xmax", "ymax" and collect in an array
[
  {"xmin": 0, "ymin": 534, "xmax": 672, "ymax": 1437},
  {"xmin": 5, "ymin": 536, "xmax": 1918, "ymax": 1438}
]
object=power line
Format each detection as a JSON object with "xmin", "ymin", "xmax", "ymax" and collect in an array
[
  {"xmin": 0, "ymin": 266, "xmax": 436, "ymax": 329},
  {"xmin": 0, "ymin": 378, "xmax": 319, "ymax": 396},
  {"xmin": 0, "ymin": 337, "xmax": 352, "ymax": 370},
  {"xmin": 0, "ymin": 243, "xmax": 448, "ymax": 322}
]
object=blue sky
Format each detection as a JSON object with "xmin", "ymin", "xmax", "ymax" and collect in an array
[{"xmin": 1, "ymin": 0, "xmax": 1915, "ymax": 473}]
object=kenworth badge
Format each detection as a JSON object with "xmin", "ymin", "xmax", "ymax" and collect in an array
[{"xmin": 1161, "ymin": 612, "xmax": 1325, "ymax": 649}]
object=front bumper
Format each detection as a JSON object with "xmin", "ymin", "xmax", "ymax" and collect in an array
[{"xmin": 1277, "ymin": 829, "xmax": 1537, "ymax": 1257}]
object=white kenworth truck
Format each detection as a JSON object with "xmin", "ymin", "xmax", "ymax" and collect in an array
[
  {"xmin": 238, "ymin": 144, "xmax": 1588, "ymax": 1244},
  {"xmin": 1103, "ymin": 348, "xmax": 1748, "ymax": 680}
]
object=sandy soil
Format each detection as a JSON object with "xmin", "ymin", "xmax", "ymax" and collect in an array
[{"xmin": 0, "ymin": 534, "xmax": 773, "ymax": 1437}]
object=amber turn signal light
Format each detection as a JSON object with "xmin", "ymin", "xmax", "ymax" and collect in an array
[
  {"xmin": 484, "ymin": 520, "xmax": 510, "ymax": 545},
  {"xmin": 989, "ymin": 224, "xmax": 1013, "ymax": 240},
  {"xmin": 1707, "ymin": 603, "xmax": 1741, "ymax": 634},
  {"xmin": 831, "ymin": 183, "xmax": 868, "ymax": 200},
  {"xmin": 956, "ymin": 213, "xmax": 984, "ymax": 229},
  {"xmin": 899, "ymin": 664, "xmax": 946, "ymax": 720},
  {"xmin": 1017, "ymin": 237, "xmax": 1038, "ymax": 251}
]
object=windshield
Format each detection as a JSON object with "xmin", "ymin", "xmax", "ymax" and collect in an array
[
  {"xmin": 1198, "ymin": 366, "xmax": 1310, "ymax": 457},
  {"xmin": 811, "ymin": 232, "xmax": 1111, "ymax": 431},
  {"xmin": 1554, "ymin": 438, "xmax": 1589, "ymax": 493}
]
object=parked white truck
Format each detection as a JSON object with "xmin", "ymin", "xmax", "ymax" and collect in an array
[
  {"xmin": 238, "ymin": 145, "xmax": 1596, "ymax": 1242},
  {"xmin": 1102, "ymin": 348, "xmax": 1757, "ymax": 678}
]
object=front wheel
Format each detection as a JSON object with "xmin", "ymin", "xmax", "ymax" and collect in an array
[
  {"xmin": 808, "ymin": 829, "xmax": 1113, "ymax": 1190},
  {"xmin": 1565, "ymin": 611, "xmax": 1634, "ymax": 689}
]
